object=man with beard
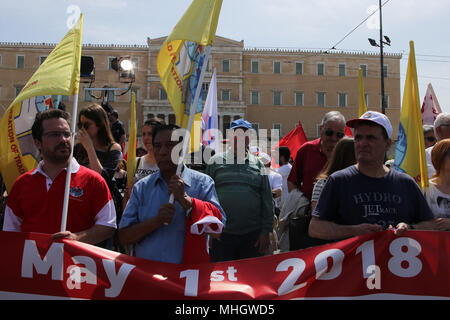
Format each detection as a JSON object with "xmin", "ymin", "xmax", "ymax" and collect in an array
[{"xmin": 3, "ymin": 109, "xmax": 116, "ymax": 245}]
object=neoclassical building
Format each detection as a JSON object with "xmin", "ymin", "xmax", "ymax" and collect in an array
[{"xmin": 0, "ymin": 36, "xmax": 402, "ymax": 142}]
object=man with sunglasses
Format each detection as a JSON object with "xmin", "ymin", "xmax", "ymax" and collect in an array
[
  {"xmin": 426, "ymin": 113, "xmax": 450, "ymax": 177},
  {"xmin": 287, "ymin": 111, "xmax": 346, "ymax": 201},
  {"xmin": 309, "ymin": 111, "xmax": 436, "ymax": 241},
  {"xmin": 3, "ymin": 109, "xmax": 116, "ymax": 245}
]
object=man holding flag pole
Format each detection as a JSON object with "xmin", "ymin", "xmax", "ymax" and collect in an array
[
  {"xmin": 118, "ymin": 0, "xmax": 226, "ymax": 264},
  {"xmin": 2, "ymin": 15, "xmax": 116, "ymax": 243}
]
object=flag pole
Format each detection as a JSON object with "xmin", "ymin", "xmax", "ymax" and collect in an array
[
  {"xmin": 60, "ymin": 92, "xmax": 79, "ymax": 232},
  {"xmin": 169, "ymin": 45, "xmax": 212, "ymax": 204}
]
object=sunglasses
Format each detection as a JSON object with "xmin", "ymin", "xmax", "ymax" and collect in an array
[
  {"xmin": 77, "ymin": 122, "xmax": 91, "ymax": 130},
  {"xmin": 325, "ymin": 129, "xmax": 345, "ymax": 139},
  {"xmin": 425, "ymin": 136, "xmax": 436, "ymax": 143}
]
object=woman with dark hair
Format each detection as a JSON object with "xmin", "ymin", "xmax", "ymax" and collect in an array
[
  {"xmin": 74, "ymin": 104, "xmax": 122, "ymax": 180},
  {"xmin": 424, "ymin": 138, "xmax": 450, "ymax": 229},
  {"xmin": 311, "ymin": 137, "xmax": 356, "ymax": 212},
  {"xmin": 122, "ymin": 117, "xmax": 165, "ymax": 210},
  {"xmin": 74, "ymin": 104, "xmax": 123, "ymax": 250}
]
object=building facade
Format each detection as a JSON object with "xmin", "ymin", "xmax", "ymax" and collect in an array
[{"xmin": 0, "ymin": 36, "xmax": 402, "ymax": 144}]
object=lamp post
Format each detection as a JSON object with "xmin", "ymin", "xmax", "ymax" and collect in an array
[{"xmin": 368, "ymin": 0, "xmax": 390, "ymax": 115}]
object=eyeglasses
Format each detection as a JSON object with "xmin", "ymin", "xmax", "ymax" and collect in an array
[
  {"xmin": 77, "ymin": 122, "xmax": 91, "ymax": 130},
  {"xmin": 43, "ymin": 131, "xmax": 73, "ymax": 139},
  {"xmin": 325, "ymin": 129, "xmax": 345, "ymax": 139},
  {"xmin": 425, "ymin": 136, "xmax": 436, "ymax": 143}
]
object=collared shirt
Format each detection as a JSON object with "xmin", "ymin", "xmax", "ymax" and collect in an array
[
  {"xmin": 3, "ymin": 158, "xmax": 116, "ymax": 233},
  {"xmin": 287, "ymin": 138, "xmax": 327, "ymax": 200},
  {"xmin": 205, "ymin": 150, "xmax": 274, "ymax": 235},
  {"xmin": 119, "ymin": 166, "xmax": 225, "ymax": 264}
]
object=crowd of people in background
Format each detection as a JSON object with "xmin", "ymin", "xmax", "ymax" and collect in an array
[{"xmin": 1, "ymin": 103, "xmax": 450, "ymax": 265}]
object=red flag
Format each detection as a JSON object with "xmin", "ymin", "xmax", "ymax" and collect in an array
[
  {"xmin": 345, "ymin": 125, "xmax": 353, "ymax": 137},
  {"xmin": 271, "ymin": 122, "xmax": 307, "ymax": 168},
  {"xmin": 421, "ymin": 83, "xmax": 442, "ymax": 125}
]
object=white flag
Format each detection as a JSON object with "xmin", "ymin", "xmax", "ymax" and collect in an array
[
  {"xmin": 421, "ymin": 83, "xmax": 442, "ymax": 125},
  {"xmin": 201, "ymin": 68, "xmax": 219, "ymax": 152}
]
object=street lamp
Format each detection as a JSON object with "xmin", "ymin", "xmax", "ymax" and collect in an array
[{"xmin": 368, "ymin": 0, "xmax": 390, "ymax": 115}]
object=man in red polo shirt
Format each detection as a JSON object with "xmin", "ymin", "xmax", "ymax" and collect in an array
[
  {"xmin": 287, "ymin": 111, "xmax": 346, "ymax": 201},
  {"xmin": 3, "ymin": 109, "xmax": 116, "ymax": 245}
]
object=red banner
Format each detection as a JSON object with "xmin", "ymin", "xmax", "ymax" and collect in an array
[{"xmin": 0, "ymin": 230, "xmax": 449, "ymax": 300}]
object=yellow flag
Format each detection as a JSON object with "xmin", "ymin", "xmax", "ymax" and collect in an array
[
  {"xmin": 358, "ymin": 68, "xmax": 368, "ymax": 117},
  {"xmin": 157, "ymin": 0, "xmax": 222, "ymax": 152},
  {"xmin": 0, "ymin": 14, "xmax": 83, "ymax": 192},
  {"xmin": 394, "ymin": 41, "xmax": 428, "ymax": 189},
  {"xmin": 126, "ymin": 92, "xmax": 137, "ymax": 188}
]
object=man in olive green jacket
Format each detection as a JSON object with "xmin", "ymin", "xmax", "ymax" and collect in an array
[{"xmin": 206, "ymin": 118, "xmax": 274, "ymax": 262}]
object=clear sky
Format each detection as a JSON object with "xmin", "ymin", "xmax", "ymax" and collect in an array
[{"xmin": 1, "ymin": 0, "xmax": 449, "ymax": 113}]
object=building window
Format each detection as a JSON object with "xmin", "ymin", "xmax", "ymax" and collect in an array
[
  {"xmin": 380, "ymin": 95, "xmax": 390, "ymax": 108},
  {"xmin": 273, "ymin": 91, "xmax": 282, "ymax": 105},
  {"xmin": 205, "ymin": 58, "xmax": 211, "ymax": 72},
  {"xmin": 338, "ymin": 93, "xmax": 347, "ymax": 107},
  {"xmin": 39, "ymin": 56, "xmax": 47, "ymax": 65},
  {"xmin": 273, "ymin": 123, "xmax": 282, "ymax": 137},
  {"xmin": 108, "ymin": 57, "xmax": 115, "ymax": 70},
  {"xmin": 316, "ymin": 92, "xmax": 326, "ymax": 107},
  {"xmin": 132, "ymin": 57, "xmax": 139, "ymax": 70},
  {"xmin": 201, "ymin": 83, "xmax": 209, "ymax": 100},
  {"xmin": 159, "ymin": 88, "xmax": 167, "ymax": 100},
  {"xmin": 15, "ymin": 85, "xmax": 24, "ymax": 97},
  {"xmin": 338, "ymin": 63, "xmax": 346, "ymax": 76},
  {"xmin": 295, "ymin": 92, "xmax": 304, "ymax": 106},
  {"xmin": 273, "ymin": 61, "xmax": 281, "ymax": 74},
  {"xmin": 251, "ymin": 60, "xmax": 259, "ymax": 73},
  {"xmin": 107, "ymin": 90, "xmax": 115, "ymax": 102},
  {"xmin": 295, "ymin": 62, "xmax": 303, "ymax": 75},
  {"xmin": 17, "ymin": 55, "xmax": 25, "ymax": 69},
  {"xmin": 222, "ymin": 59, "xmax": 230, "ymax": 72},
  {"xmin": 221, "ymin": 89, "xmax": 230, "ymax": 101},
  {"xmin": 0, "ymin": 55, "xmax": 2, "ymax": 67},
  {"xmin": 251, "ymin": 123, "xmax": 259, "ymax": 135},
  {"xmin": 317, "ymin": 63, "xmax": 324, "ymax": 76},
  {"xmin": 250, "ymin": 91, "xmax": 259, "ymax": 105},
  {"xmin": 360, "ymin": 64, "xmax": 367, "ymax": 77},
  {"xmin": 84, "ymin": 88, "xmax": 92, "ymax": 102},
  {"xmin": 364, "ymin": 93, "xmax": 369, "ymax": 106},
  {"xmin": 130, "ymin": 88, "xmax": 139, "ymax": 102},
  {"xmin": 383, "ymin": 65, "xmax": 388, "ymax": 77}
]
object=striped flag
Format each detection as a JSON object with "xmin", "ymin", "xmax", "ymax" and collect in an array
[{"xmin": 201, "ymin": 68, "xmax": 219, "ymax": 152}]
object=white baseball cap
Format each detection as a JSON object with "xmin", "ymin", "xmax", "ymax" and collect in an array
[{"xmin": 346, "ymin": 111, "xmax": 393, "ymax": 138}]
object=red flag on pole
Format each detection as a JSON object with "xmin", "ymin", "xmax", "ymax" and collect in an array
[
  {"xmin": 345, "ymin": 125, "xmax": 353, "ymax": 137},
  {"xmin": 271, "ymin": 122, "xmax": 307, "ymax": 168}
]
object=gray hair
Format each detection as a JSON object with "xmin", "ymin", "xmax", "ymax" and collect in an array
[
  {"xmin": 423, "ymin": 124, "xmax": 434, "ymax": 135},
  {"xmin": 321, "ymin": 111, "xmax": 346, "ymax": 126},
  {"xmin": 434, "ymin": 113, "xmax": 450, "ymax": 129}
]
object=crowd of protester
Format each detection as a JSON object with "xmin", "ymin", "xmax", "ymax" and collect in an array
[{"xmin": 1, "ymin": 103, "xmax": 450, "ymax": 264}]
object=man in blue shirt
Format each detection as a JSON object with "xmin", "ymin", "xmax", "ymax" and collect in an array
[{"xmin": 119, "ymin": 124, "xmax": 225, "ymax": 264}]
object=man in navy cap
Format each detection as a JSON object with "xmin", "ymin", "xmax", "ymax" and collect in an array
[
  {"xmin": 309, "ymin": 111, "xmax": 436, "ymax": 241},
  {"xmin": 206, "ymin": 118, "xmax": 274, "ymax": 262}
]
